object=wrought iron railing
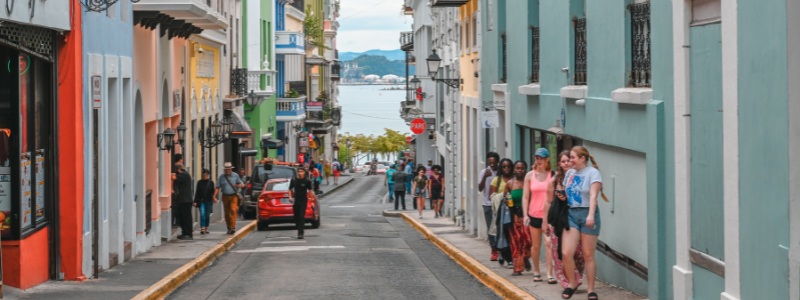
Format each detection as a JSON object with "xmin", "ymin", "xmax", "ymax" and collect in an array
[
  {"xmin": 231, "ymin": 68, "xmax": 248, "ymax": 96},
  {"xmin": 289, "ymin": 81, "xmax": 307, "ymax": 96},
  {"xmin": 331, "ymin": 107, "xmax": 342, "ymax": 126},
  {"xmin": 628, "ymin": 3, "xmax": 651, "ymax": 87},
  {"xmin": 501, "ymin": 32, "xmax": 507, "ymax": 83},
  {"xmin": 530, "ymin": 26, "xmax": 540, "ymax": 83},
  {"xmin": 308, "ymin": 111, "xmax": 324, "ymax": 120},
  {"xmin": 331, "ymin": 61, "xmax": 341, "ymax": 77},
  {"xmin": 573, "ymin": 18, "xmax": 587, "ymax": 85},
  {"xmin": 291, "ymin": 0, "xmax": 305, "ymax": 11},
  {"xmin": 400, "ymin": 31, "xmax": 414, "ymax": 51}
]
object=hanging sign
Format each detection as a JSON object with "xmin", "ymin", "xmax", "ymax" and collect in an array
[
  {"xmin": 306, "ymin": 101, "xmax": 323, "ymax": 111},
  {"xmin": 299, "ymin": 137, "xmax": 309, "ymax": 147},
  {"xmin": 91, "ymin": 76, "xmax": 102, "ymax": 109},
  {"xmin": 481, "ymin": 111, "xmax": 499, "ymax": 128}
]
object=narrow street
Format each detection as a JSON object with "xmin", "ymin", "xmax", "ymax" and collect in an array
[{"xmin": 167, "ymin": 175, "xmax": 501, "ymax": 300}]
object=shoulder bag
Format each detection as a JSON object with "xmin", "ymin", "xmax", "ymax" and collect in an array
[{"xmin": 223, "ymin": 174, "xmax": 243, "ymax": 205}]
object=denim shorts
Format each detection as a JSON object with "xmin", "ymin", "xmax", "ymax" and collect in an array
[
  {"xmin": 414, "ymin": 188, "xmax": 427, "ymax": 198},
  {"xmin": 568, "ymin": 207, "xmax": 601, "ymax": 235}
]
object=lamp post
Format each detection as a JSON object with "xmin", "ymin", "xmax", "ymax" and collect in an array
[
  {"xmin": 409, "ymin": 76, "xmax": 430, "ymax": 99},
  {"xmin": 198, "ymin": 117, "xmax": 235, "ymax": 172},
  {"xmin": 156, "ymin": 127, "xmax": 176, "ymax": 152},
  {"xmin": 176, "ymin": 120, "xmax": 187, "ymax": 150},
  {"xmin": 426, "ymin": 50, "xmax": 460, "ymax": 89},
  {"xmin": 346, "ymin": 138, "xmax": 351, "ymax": 171}
]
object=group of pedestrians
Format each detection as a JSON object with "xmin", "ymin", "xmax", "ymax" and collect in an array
[
  {"xmin": 305, "ymin": 159, "xmax": 344, "ymax": 193},
  {"xmin": 386, "ymin": 160, "xmax": 445, "ymax": 218},
  {"xmin": 480, "ymin": 146, "xmax": 607, "ymax": 300}
]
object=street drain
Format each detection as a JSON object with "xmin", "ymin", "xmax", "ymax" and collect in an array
[{"xmin": 346, "ymin": 231, "xmax": 400, "ymax": 238}]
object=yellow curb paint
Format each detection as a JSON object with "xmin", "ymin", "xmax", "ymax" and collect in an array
[
  {"xmin": 401, "ymin": 213, "xmax": 539, "ymax": 300},
  {"xmin": 130, "ymin": 220, "xmax": 257, "ymax": 300}
]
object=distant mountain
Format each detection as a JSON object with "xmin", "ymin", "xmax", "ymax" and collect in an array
[
  {"xmin": 339, "ymin": 49, "xmax": 407, "ymax": 61},
  {"xmin": 343, "ymin": 54, "xmax": 415, "ymax": 78}
]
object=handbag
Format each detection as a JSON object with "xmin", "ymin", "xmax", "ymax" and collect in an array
[{"xmin": 223, "ymin": 174, "xmax": 243, "ymax": 205}]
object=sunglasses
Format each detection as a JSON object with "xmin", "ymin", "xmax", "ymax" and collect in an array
[{"xmin": 501, "ymin": 165, "xmax": 512, "ymax": 168}]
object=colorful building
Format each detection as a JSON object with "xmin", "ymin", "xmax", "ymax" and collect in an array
[{"xmin": 244, "ymin": 0, "xmax": 279, "ymax": 160}]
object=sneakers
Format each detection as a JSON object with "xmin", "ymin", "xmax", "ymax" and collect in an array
[
  {"xmin": 490, "ymin": 250, "xmax": 499, "ymax": 261},
  {"xmin": 227, "ymin": 229, "xmax": 236, "ymax": 235},
  {"xmin": 434, "ymin": 213, "xmax": 439, "ymax": 218},
  {"xmin": 298, "ymin": 233, "xmax": 304, "ymax": 239},
  {"xmin": 177, "ymin": 235, "xmax": 193, "ymax": 240},
  {"xmin": 419, "ymin": 215, "xmax": 423, "ymax": 219}
]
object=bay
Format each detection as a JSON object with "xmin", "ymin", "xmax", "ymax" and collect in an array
[{"xmin": 338, "ymin": 85, "xmax": 410, "ymax": 138}]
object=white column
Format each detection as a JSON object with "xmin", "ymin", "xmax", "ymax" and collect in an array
[
  {"xmin": 787, "ymin": 0, "xmax": 800, "ymax": 299},
  {"xmin": 672, "ymin": 1, "xmax": 694, "ymax": 299},
  {"xmin": 721, "ymin": 0, "xmax": 740, "ymax": 299}
]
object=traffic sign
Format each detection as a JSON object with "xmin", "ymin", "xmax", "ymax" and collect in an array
[
  {"xmin": 406, "ymin": 136, "xmax": 413, "ymax": 144},
  {"xmin": 410, "ymin": 119, "xmax": 426, "ymax": 134}
]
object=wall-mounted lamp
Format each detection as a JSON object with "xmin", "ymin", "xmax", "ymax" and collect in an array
[{"xmin": 575, "ymin": 99, "xmax": 586, "ymax": 106}]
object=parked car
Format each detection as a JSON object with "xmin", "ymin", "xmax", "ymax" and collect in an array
[
  {"xmin": 243, "ymin": 162, "xmax": 297, "ymax": 219},
  {"xmin": 375, "ymin": 164, "xmax": 387, "ymax": 175},
  {"xmin": 257, "ymin": 178, "xmax": 320, "ymax": 231}
]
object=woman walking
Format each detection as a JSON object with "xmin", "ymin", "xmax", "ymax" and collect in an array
[
  {"xmin": 543, "ymin": 150, "xmax": 586, "ymax": 290},
  {"xmin": 502, "ymin": 160, "xmax": 533, "ymax": 276},
  {"xmin": 194, "ymin": 169, "xmax": 217, "ymax": 234},
  {"xmin": 522, "ymin": 148, "xmax": 557, "ymax": 284},
  {"xmin": 323, "ymin": 160, "xmax": 332, "ymax": 185},
  {"xmin": 558, "ymin": 146, "xmax": 607, "ymax": 300},
  {"xmin": 490, "ymin": 158, "xmax": 515, "ymax": 265},
  {"xmin": 412, "ymin": 168, "xmax": 430, "ymax": 218},
  {"xmin": 428, "ymin": 165, "xmax": 445, "ymax": 217},
  {"xmin": 310, "ymin": 166, "xmax": 321, "ymax": 194}
]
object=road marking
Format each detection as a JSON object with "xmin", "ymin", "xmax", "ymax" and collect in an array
[
  {"xmin": 232, "ymin": 246, "xmax": 345, "ymax": 253},
  {"xmin": 261, "ymin": 240, "xmax": 307, "ymax": 244}
]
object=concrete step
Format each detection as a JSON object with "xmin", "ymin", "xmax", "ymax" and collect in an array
[
  {"xmin": 123, "ymin": 242, "xmax": 132, "ymax": 262},
  {"xmin": 108, "ymin": 253, "xmax": 119, "ymax": 269}
]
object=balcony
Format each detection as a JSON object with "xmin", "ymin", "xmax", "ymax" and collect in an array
[
  {"xmin": 430, "ymin": 0, "xmax": 469, "ymax": 7},
  {"xmin": 290, "ymin": 0, "xmax": 304, "ymax": 11},
  {"xmin": 400, "ymin": 31, "xmax": 413, "ymax": 51},
  {"xmin": 276, "ymin": 96, "xmax": 307, "ymax": 122},
  {"xmin": 275, "ymin": 31, "xmax": 305, "ymax": 55},
  {"xmin": 331, "ymin": 61, "xmax": 341, "ymax": 80},
  {"xmin": 231, "ymin": 68, "xmax": 248, "ymax": 96},
  {"xmin": 248, "ymin": 69, "xmax": 277, "ymax": 97},
  {"xmin": 133, "ymin": 0, "xmax": 228, "ymax": 30}
]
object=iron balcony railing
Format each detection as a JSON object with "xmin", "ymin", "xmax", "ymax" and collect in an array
[
  {"xmin": 331, "ymin": 61, "xmax": 341, "ymax": 77},
  {"xmin": 231, "ymin": 68, "xmax": 248, "ymax": 96},
  {"xmin": 400, "ymin": 31, "xmax": 414, "ymax": 51},
  {"xmin": 628, "ymin": 3, "xmax": 651, "ymax": 87},
  {"xmin": 288, "ymin": 81, "xmax": 307, "ymax": 96},
  {"xmin": 501, "ymin": 32, "xmax": 507, "ymax": 83},
  {"xmin": 530, "ymin": 26, "xmax": 540, "ymax": 83},
  {"xmin": 574, "ymin": 18, "xmax": 587, "ymax": 85}
]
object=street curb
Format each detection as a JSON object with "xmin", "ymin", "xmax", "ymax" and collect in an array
[
  {"xmin": 317, "ymin": 176, "xmax": 354, "ymax": 200},
  {"xmin": 130, "ymin": 220, "xmax": 257, "ymax": 300},
  {"xmin": 400, "ymin": 213, "xmax": 539, "ymax": 300}
]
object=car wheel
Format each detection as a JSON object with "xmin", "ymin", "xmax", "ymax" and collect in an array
[
  {"xmin": 257, "ymin": 221, "xmax": 269, "ymax": 231},
  {"xmin": 243, "ymin": 209, "xmax": 256, "ymax": 220},
  {"xmin": 310, "ymin": 216, "xmax": 321, "ymax": 229}
]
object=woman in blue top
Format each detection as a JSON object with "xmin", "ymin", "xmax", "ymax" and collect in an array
[{"xmin": 560, "ymin": 146, "xmax": 608, "ymax": 300}]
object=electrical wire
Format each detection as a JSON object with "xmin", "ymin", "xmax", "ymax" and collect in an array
[
  {"xmin": 338, "ymin": 0, "xmax": 394, "ymax": 20},
  {"xmin": 341, "ymin": 110, "xmax": 402, "ymax": 121}
]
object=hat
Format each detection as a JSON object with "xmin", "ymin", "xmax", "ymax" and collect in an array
[
  {"xmin": 534, "ymin": 148, "xmax": 550, "ymax": 158},
  {"xmin": 224, "ymin": 162, "xmax": 234, "ymax": 169}
]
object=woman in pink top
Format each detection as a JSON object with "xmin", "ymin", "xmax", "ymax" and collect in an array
[{"xmin": 522, "ymin": 148, "xmax": 556, "ymax": 284}]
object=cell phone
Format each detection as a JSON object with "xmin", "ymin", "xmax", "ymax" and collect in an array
[
  {"xmin": 555, "ymin": 190, "xmax": 565, "ymax": 196},
  {"xmin": 525, "ymin": 219, "xmax": 530, "ymax": 226}
]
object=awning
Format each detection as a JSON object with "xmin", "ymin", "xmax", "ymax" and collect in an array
[
  {"xmin": 240, "ymin": 146, "xmax": 258, "ymax": 157},
  {"xmin": 224, "ymin": 109, "xmax": 253, "ymax": 139},
  {"xmin": 261, "ymin": 134, "xmax": 284, "ymax": 149}
]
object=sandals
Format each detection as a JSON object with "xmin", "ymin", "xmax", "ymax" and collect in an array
[
  {"xmin": 511, "ymin": 271, "xmax": 523, "ymax": 276},
  {"xmin": 547, "ymin": 277, "xmax": 557, "ymax": 284},
  {"xmin": 524, "ymin": 259, "xmax": 532, "ymax": 271},
  {"xmin": 533, "ymin": 275, "xmax": 543, "ymax": 282},
  {"xmin": 561, "ymin": 287, "xmax": 576, "ymax": 299},
  {"xmin": 588, "ymin": 292, "xmax": 599, "ymax": 300}
]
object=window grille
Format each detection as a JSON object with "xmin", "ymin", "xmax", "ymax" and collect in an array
[
  {"xmin": 231, "ymin": 68, "xmax": 248, "ymax": 96},
  {"xmin": 573, "ymin": 18, "xmax": 587, "ymax": 85},
  {"xmin": 628, "ymin": 2, "xmax": 651, "ymax": 87},
  {"xmin": 501, "ymin": 32, "xmax": 507, "ymax": 83},
  {"xmin": 0, "ymin": 22, "xmax": 55, "ymax": 62},
  {"xmin": 530, "ymin": 26, "xmax": 539, "ymax": 83}
]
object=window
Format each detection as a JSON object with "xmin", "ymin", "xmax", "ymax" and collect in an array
[
  {"xmin": 691, "ymin": 0, "xmax": 720, "ymax": 25},
  {"xmin": 628, "ymin": 2, "xmax": 650, "ymax": 87},
  {"xmin": 573, "ymin": 18, "xmax": 587, "ymax": 85},
  {"xmin": 465, "ymin": 19, "xmax": 470, "ymax": 52},
  {"xmin": 530, "ymin": 26, "xmax": 539, "ymax": 83},
  {"xmin": 500, "ymin": 32, "xmax": 507, "ymax": 83},
  {"xmin": 473, "ymin": 15, "xmax": 477, "ymax": 48}
]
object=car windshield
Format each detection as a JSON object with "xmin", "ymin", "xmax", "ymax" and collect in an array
[
  {"xmin": 252, "ymin": 166, "xmax": 295, "ymax": 184},
  {"xmin": 266, "ymin": 181, "xmax": 291, "ymax": 191}
]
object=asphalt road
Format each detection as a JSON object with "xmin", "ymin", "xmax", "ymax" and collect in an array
[{"xmin": 167, "ymin": 174, "xmax": 501, "ymax": 300}]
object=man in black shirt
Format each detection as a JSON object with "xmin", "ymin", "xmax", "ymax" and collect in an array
[
  {"xmin": 173, "ymin": 163, "xmax": 194, "ymax": 240},
  {"xmin": 288, "ymin": 168, "xmax": 313, "ymax": 239}
]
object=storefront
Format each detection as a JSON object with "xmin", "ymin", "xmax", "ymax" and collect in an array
[{"xmin": 0, "ymin": 20, "xmax": 64, "ymax": 288}]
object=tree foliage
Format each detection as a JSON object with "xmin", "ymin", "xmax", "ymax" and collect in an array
[{"xmin": 338, "ymin": 129, "xmax": 410, "ymax": 164}]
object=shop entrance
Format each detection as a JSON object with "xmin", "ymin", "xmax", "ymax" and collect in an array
[{"xmin": 518, "ymin": 126, "xmax": 582, "ymax": 166}]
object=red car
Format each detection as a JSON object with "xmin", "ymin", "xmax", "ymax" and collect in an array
[{"xmin": 257, "ymin": 178, "xmax": 321, "ymax": 231}]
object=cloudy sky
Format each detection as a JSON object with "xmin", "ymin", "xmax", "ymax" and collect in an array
[{"xmin": 337, "ymin": 0, "xmax": 412, "ymax": 53}]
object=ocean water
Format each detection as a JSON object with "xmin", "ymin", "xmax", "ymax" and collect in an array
[{"xmin": 338, "ymin": 85, "xmax": 410, "ymax": 138}]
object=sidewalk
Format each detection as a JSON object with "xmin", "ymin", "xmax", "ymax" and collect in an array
[
  {"xmin": 2, "ymin": 174, "xmax": 358, "ymax": 300},
  {"xmin": 396, "ymin": 209, "xmax": 648, "ymax": 300}
]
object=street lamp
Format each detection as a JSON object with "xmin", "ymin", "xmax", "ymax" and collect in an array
[
  {"xmin": 245, "ymin": 90, "xmax": 264, "ymax": 112},
  {"xmin": 176, "ymin": 121, "xmax": 187, "ymax": 149},
  {"xmin": 426, "ymin": 50, "xmax": 460, "ymax": 89},
  {"xmin": 157, "ymin": 127, "xmax": 176, "ymax": 152},
  {"xmin": 409, "ymin": 76, "xmax": 429, "ymax": 99}
]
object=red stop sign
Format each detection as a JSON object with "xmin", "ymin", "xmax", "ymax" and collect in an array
[
  {"xmin": 410, "ymin": 119, "xmax": 426, "ymax": 134},
  {"xmin": 406, "ymin": 136, "xmax": 413, "ymax": 144}
]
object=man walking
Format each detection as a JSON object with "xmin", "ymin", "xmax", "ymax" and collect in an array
[
  {"xmin": 237, "ymin": 168, "xmax": 248, "ymax": 218},
  {"xmin": 214, "ymin": 162, "xmax": 245, "ymax": 234},
  {"xmin": 171, "ymin": 153, "xmax": 184, "ymax": 227},
  {"xmin": 384, "ymin": 164, "xmax": 397, "ymax": 202},
  {"xmin": 478, "ymin": 152, "xmax": 500, "ymax": 260},
  {"xmin": 288, "ymin": 168, "xmax": 313, "ymax": 239},
  {"xmin": 403, "ymin": 163, "xmax": 413, "ymax": 193},
  {"xmin": 173, "ymin": 163, "xmax": 194, "ymax": 240},
  {"xmin": 392, "ymin": 166, "xmax": 409, "ymax": 210}
]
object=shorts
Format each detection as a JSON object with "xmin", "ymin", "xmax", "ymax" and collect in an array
[
  {"xmin": 414, "ymin": 188, "xmax": 427, "ymax": 198},
  {"xmin": 333, "ymin": 170, "xmax": 340, "ymax": 177},
  {"xmin": 430, "ymin": 187, "xmax": 443, "ymax": 200},
  {"xmin": 528, "ymin": 217, "xmax": 543, "ymax": 229},
  {"xmin": 568, "ymin": 207, "xmax": 601, "ymax": 235}
]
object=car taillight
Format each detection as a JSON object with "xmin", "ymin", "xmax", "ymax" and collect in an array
[{"xmin": 246, "ymin": 183, "xmax": 252, "ymax": 194}]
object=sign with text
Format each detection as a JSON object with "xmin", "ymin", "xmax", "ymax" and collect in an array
[
  {"xmin": 406, "ymin": 136, "xmax": 413, "ymax": 144},
  {"xmin": 481, "ymin": 111, "xmax": 499, "ymax": 128},
  {"xmin": 306, "ymin": 101, "xmax": 323, "ymax": 111},
  {"xmin": 91, "ymin": 76, "xmax": 102, "ymax": 109},
  {"xmin": 410, "ymin": 119, "xmax": 426, "ymax": 134}
]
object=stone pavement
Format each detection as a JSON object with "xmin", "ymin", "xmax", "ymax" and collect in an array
[
  {"xmin": 399, "ymin": 209, "xmax": 649, "ymax": 300},
  {"xmin": 2, "ymin": 173, "xmax": 357, "ymax": 300}
]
